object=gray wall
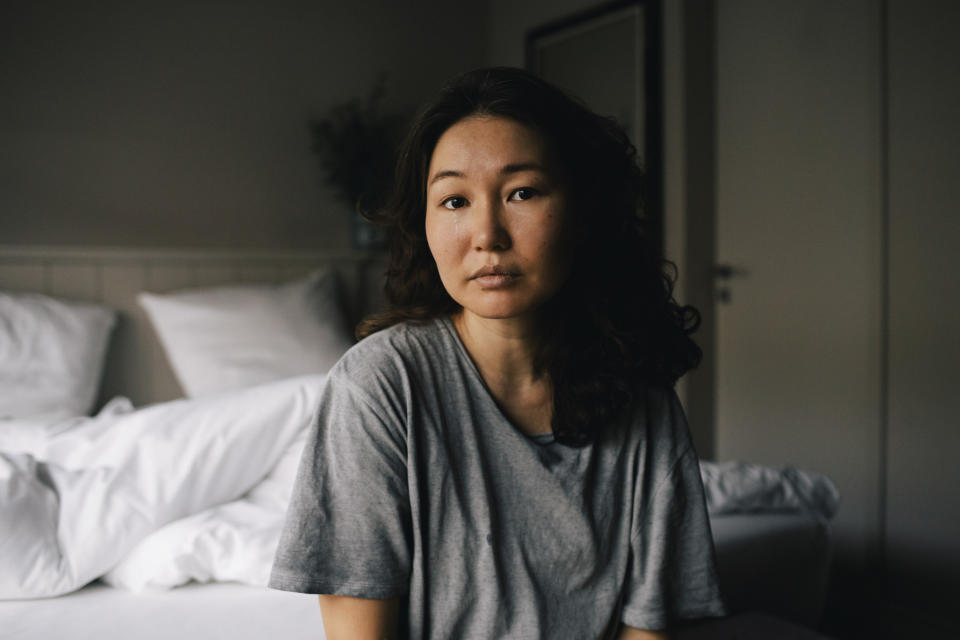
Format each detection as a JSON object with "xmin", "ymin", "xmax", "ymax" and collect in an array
[
  {"xmin": 0, "ymin": 0, "xmax": 485, "ymax": 249},
  {"xmin": 885, "ymin": 0, "xmax": 960, "ymax": 632}
]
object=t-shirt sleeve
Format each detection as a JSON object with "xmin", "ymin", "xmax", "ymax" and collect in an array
[
  {"xmin": 620, "ymin": 391, "xmax": 727, "ymax": 630},
  {"xmin": 269, "ymin": 365, "xmax": 411, "ymax": 599}
]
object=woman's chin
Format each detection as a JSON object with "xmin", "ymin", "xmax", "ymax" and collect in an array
[
  {"xmin": 451, "ymin": 285, "xmax": 560, "ymax": 323},
  {"xmin": 458, "ymin": 301, "xmax": 543, "ymax": 323}
]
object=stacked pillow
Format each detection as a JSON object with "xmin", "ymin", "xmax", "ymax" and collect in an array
[
  {"xmin": 0, "ymin": 268, "xmax": 354, "ymax": 420},
  {"xmin": 138, "ymin": 269, "xmax": 353, "ymax": 398},
  {"xmin": 0, "ymin": 292, "xmax": 116, "ymax": 420}
]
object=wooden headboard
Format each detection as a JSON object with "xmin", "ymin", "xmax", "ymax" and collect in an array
[{"xmin": 0, "ymin": 245, "xmax": 387, "ymax": 409}]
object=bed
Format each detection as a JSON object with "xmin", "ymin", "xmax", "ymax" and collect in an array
[{"xmin": 0, "ymin": 246, "xmax": 838, "ymax": 639}]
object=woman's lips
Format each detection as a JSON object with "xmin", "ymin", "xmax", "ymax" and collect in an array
[
  {"xmin": 471, "ymin": 266, "xmax": 520, "ymax": 289},
  {"xmin": 473, "ymin": 274, "xmax": 519, "ymax": 288}
]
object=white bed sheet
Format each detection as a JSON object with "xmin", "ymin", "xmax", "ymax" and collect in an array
[{"xmin": 0, "ymin": 581, "xmax": 324, "ymax": 640}]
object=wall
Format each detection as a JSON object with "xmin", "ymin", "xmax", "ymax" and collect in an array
[
  {"xmin": 884, "ymin": 0, "xmax": 960, "ymax": 633},
  {"xmin": 0, "ymin": 0, "xmax": 486, "ymax": 249}
]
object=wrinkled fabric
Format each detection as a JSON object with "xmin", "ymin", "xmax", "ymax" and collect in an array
[
  {"xmin": 0, "ymin": 375, "xmax": 323, "ymax": 599},
  {"xmin": 700, "ymin": 460, "xmax": 840, "ymax": 520}
]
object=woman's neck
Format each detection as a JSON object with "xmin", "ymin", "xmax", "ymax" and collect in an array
[
  {"xmin": 452, "ymin": 310, "xmax": 554, "ymax": 435},
  {"xmin": 452, "ymin": 310, "xmax": 542, "ymax": 384}
]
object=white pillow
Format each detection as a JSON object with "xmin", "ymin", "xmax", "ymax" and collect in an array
[
  {"xmin": 138, "ymin": 269, "xmax": 353, "ymax": 397},
  {"xmin": 0, "ymin": 292, "xmax": 116, "ymax": 420}
]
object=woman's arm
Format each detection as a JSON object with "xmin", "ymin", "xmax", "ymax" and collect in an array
[
  {"xmin": 317, "ymin": 594, "xmax": 400, "ymax": 640},
  {"xmin": 618, "ymin": 625, "xmax": 670, "ymax": 640}
]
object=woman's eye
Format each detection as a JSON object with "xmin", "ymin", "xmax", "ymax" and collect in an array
[
  {"xmin": 442, "ymin": 196, "xmax": 468, "ymax": 210},
  {"xmin": 508, "ymin": 187, "xmax": 538, "ymax": 202}
]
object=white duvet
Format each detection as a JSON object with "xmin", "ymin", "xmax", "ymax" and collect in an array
[
  {"xmin": 0, "ymin": 375, "xmax": 323, "ymax": 599},
  {"xmin": 0, "ymin": 377, "xmax": 839, "ymax": 600}
]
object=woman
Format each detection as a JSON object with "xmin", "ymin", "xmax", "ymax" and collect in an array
[{"xmin": 270, "ymin": 67, "xmax": 725, "ymax": 639}]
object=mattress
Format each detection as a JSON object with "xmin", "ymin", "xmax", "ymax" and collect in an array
[{"xmin": 0, "ymin": 581, "xmax": 323, "ymax": 640}]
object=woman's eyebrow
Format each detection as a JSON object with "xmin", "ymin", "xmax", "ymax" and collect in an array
[
  {"xmin": 500, "ymin": 162, "xmax": 546, "ymax": 176},
  {"xmin": 428, "ymin": 170, "xmax": 464, "ymax": 186},
  {"xmin": 428, "ymin": 163, "xmax": 546, "ymax": 187}
]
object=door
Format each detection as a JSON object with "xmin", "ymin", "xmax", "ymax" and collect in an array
[{"xmin": 712, "ymin": 0, "xmax": 883, "ymax": 585}]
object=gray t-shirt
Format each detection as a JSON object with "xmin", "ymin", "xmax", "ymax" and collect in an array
[{"xmin": 270, "ymin": 317, "xmax": 725, "ymax": 638}]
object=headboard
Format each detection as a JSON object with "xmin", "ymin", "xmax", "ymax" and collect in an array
[{"xmin": 0, "ymin": 245, "xmax": 387, "ymax": 409}]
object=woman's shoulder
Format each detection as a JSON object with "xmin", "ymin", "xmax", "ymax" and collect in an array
[
  {"xmin": 344, "ymin": 316, "xmax": 449, "ymax": 359},
  {"xmin": 328, "ymin": 317, "xmax": 451, "ymax": 386},
  {"xmin": 620, "ymin": 385, "xmax": 696, "ymax": 461}
]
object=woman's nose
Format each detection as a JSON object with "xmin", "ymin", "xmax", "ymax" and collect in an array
[{"xmin": 472, "ymin": 198, "xmax": 511, "ymax": 252}]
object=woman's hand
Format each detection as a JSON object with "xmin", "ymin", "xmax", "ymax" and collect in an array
[
  {"xmin": 316, "ymin": 594, "xmax": 400, "ymax": 640},
  {"xmin": 618, "ymin": 625, "xmax": 670, "ymax": 640}
]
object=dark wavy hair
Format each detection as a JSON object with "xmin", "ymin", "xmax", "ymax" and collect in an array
[{"xmin": 359, "ymin": 67, "xmax": 700, "ymax": 446}]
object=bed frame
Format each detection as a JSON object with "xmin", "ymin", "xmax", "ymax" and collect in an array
[{"xmin": 0, "ymin": 245, "xmax": 386, "ymax": 408}]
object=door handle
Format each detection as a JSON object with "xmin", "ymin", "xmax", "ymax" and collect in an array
[
  {"xmin": 713, "ymin": 264, "xmax": 748, "ymax": 303},
  {"xmin": 713, "ymin": 264, "xmax": 748, "ymax": 280}
]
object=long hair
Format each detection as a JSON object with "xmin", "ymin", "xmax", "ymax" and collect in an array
[{"xmin": 359, "ymin": 67, "xmax": 701, "ymax": 446}]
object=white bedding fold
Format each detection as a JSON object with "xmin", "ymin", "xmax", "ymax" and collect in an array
[
  {"xmin": 102, "ymin": 428, "xmax": 308, "ymax": 591},
  {"xmin": 0, "ymin": 375, "xmax": 324, "ymax": 599}
]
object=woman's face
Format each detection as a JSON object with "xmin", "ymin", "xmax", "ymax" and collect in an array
[{"xmin": 425, "ymin": 115, "xmax": 576, "ymax": 325}]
